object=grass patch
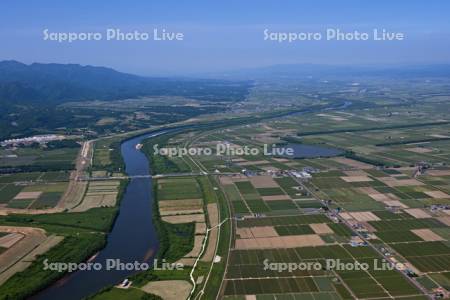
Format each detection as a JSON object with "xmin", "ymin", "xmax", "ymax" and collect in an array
[
  {"xmin": 0, "ymin": 184, "xmax": 22, "ymax": 203},
  {"xmin": 157, "ymin": 177, "xmax": 201, "ymax": 200},
  {"xmin": 29, "ymin": 192, "xmax": 62, "ymax": 209},
  {"xmin": 235, "ymin": 181, "xmax": 257, "ymax": 194},
  {"xmin": 256, "ymin": 187, "xmax": 285, "ymax": 196},
  {"xmin": 265, "ymin": 200, "xmax": 297, "ymax": 211},
  {"xmin": 7, "ymin": 199, "xmax": 33, "ymax": 209},
  {"xmin": 89, "ymin": 287, "xmax": 162, "ymax": 300},
  {"xmin": 1, "ymin": 207, "xmax": 118, "ymax": 232},
  {"xmin": 275, "ymin": 224, "xmax": 314, "ymax": 235}
]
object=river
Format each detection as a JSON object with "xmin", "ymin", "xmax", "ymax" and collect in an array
[{"xmin": 32, "ymin": 130, "xmax": 169, "ymax": 300}]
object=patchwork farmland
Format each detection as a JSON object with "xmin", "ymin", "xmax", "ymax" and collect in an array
[
  {"xmin": 2, "ymin": 75, "xmax": 450, "ymax": 300},
  {"xmin": 139, "ymin": 104, "xmax": 450, "ymax": 300},
  {"xmin": 0, "ymin": 172, "xmax": 70, "ymax": 210}
]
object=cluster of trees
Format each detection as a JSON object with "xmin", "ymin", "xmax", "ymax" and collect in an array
[{"xmin": 344, "ymin": 150, "xmax": 400, "ymax": 168}]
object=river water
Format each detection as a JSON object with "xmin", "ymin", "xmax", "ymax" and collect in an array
[
  {"xmin": 281, "ymin": 143, "xmax": 344, "ymax": 158},
  {"xmin": 32, "ymin": 130, "xmax": 168, "ymax": 300}
]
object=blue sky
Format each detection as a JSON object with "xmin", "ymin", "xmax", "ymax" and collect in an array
[{"xmin": 1, "ymin": 0, "xmax": 450, "ymax": 75}]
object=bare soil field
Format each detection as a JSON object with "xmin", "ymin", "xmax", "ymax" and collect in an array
[
  {"xmin": 71, "ymin": 180, "xmax": 120, "ymax": 212},
  {"xmin": 0, "ymin": 207, "xmax": 63, "ymax": 216},
  {"xmin": 332, "ymin": 157, "xmax": 373, "ymax": 169},
  {"xmin": 207, "ymin": 203, "xmax": 219, "ymax": 227},
  {"xmin": 237, "ymin": 160, "xmax": 270, "ymax": 166},
  {"xmin": 383, "ymin": 200, "xmax": 408, "ymax": 208},
  {"xmin": 141, "ymin": 280, "xmax": 192, "ymax": 300},
  {"xmin": 360, "ymin": 221, "xmax": 378, "ymax": 233},
  {"xmin": 162, "ymin": 214, "xmax": 205, "ymax": 224},
  {"xmin": 57, "ymin": 177, "xmax": 88, "ymax": 210},
  {"xmin": 345, "ymin": 211, "xmax": 381, "ymax": 222},
  {"xmin": 0, "ymin": 235, "xmax": 63, "ymax": 285},
  {"xmin": 427, "ymin": 170, "xmax": 450, "ymax": 176},
  {"xmin": 0, "ymin": 226, "xmax": 48, "ymax": 278},
  {"xmin": 250, "ymin": 226, "xmax": 278, "ymax": 238},
  {"xmin": 404, "ymin": 208, "xmax": 432, "ymax": 219},
  {"xmin": 13, "ymin": 191, "xmax": 42, "ymax": 200},
  {"xmin": 438, "ymin": 217, "xmax": 450, "ymax": 226},
  {"xmin": 159, "ymin": 199, "xmax": 203, "ymax": 216},
  {"xmin": 0, "ymin": 233, "xmax": 24, "ymax": 248},
  {"xmin": 249, "ymin": 176, "xmax": 279, "ymax": 188},
  {"xmin": 195, "ymin": 222, "xmax": 207, "ymax": 234},
  {"xmin": 236, "ymin": 228, "xmax": 253, "ymax": 239},
  {"xmin": 344, "ymin": 170, "xmax": 368, "ymax": 176},
  {"xmin": 406, "ymin": 147, "xmax": 433, "ymax": 153},
  {"xmin": 310, "ymin": 223, "xmax": 334, "ymax": 234},
  {"xmin": 230, "ymin": 176, "xmax": 251, "ymax": 182},
  {"xmin": 379, "ymin": 177, "xmax": 424, "ymax": 187},
  {"xmin": 175, "ymin": 257, "xmax": 196, "ymax": 266},
  {"xmin": 184, "ymin": 235, "xmax": 205, "ymax": 257},
  {"xmin": 201, "ymin": 227, "xmax": 218, "ymax": 262},
  {"xmin": 218, "ymin": 176, "xmax": 234, "ymax": 185},
  {"xmin": 159, "ymin": 199, "xmax": 203, "ymax": 209},
  {"xmin": 236, "ymin": 226, "xmax": 279, "ymax": 239},
  {"xmin": 261, "ymin": 195, "xmax": 291, "ymax": 201},
  {"xmin": 411, "ymin": 229, "xmax": 444, "ymax": 241},
  {"xmin": 424, "ymin": 190, "xmax": 450, "ymax": 199},
  {"xmin": 56, "ymin": 141, "xmax": 94, "ymax": 210},
  {"xmin": 200, "ymin": 203, "xmax": 220, "ymax": 262},
  {"xmin": 235, "ymin": 234, "xmax": 325, "ymax": 249},
  {"xmin": 341, "ymin": 176, "xmax": 373, "ymax": 182},
  {"xmin": 73, "ymin": 194, "xmax": 116, "ymax": 212},
  {"xmin": 160, "ymin": 209, "xmax": 204, "ymax": 216},
  {"xmin": 339, "ymin": 212, "xmax": 352, "ymax": 220}
]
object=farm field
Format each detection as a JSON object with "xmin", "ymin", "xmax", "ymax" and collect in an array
[
  {"xmin": 0, "ymin": 172, "xmax": 70, "ymax": 210},
  {"xmin": 224, "ymin": 213, "xmax": 425, "ymax": 299},
  {"xmin": 189, "ymin": 101, "xmax": 450, "ymax": 299},
  {"xmin": 220, "ymin": 175, "xmax": 317, "ymax": 216},
  {"xmin": 0, "ymin": 146, "xmax": 79, "ymax": 170},
  {"xmin": 1, "ymin": 69, "xmax": 450, "ymax": 300},
  {"xmin": 71, "ymin": 180, "xmax": 123, "ymax": 212},
  {"xmin": 135, "ymin": 96, "xmax": 450, "ymax": 299}
]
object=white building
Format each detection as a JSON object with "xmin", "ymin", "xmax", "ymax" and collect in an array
[{"xmin": 1, "ymin": 134, "xmax": 65, "ymax": 147}]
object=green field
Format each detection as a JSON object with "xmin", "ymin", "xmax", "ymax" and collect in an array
[
  {"xmin": 156, "ymin": 177, "xmax": 202, "ymax": 200},
  {"xmin": 390, "ymin": 242, "xmax": 450, "ymax": 272},
  {"xmin": 225, "ymin": 244, "xmax": 423, "ymax": 298},
  {"xmin": 0, "ymin": 147, "xmax": 78, "ymax": 171},
  {"xmin": 0, "ymin": 172, "xmax": 70, "ymax": 209}
]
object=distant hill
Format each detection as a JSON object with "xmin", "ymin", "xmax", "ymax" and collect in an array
[{"xmin": 0, "ymin": 60, "xmax": 251, "ymax": 104}]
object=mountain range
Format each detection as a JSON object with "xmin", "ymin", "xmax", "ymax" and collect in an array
[
  {"xmin": 2, "ymin": 60, "xmax": 450, "ymax": 105},
  {"xmin": 0, "ymin": 60, "xmax": 251, "ymax": 104}
]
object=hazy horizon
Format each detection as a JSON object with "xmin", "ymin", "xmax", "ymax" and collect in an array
[{"xmin": 1, "ymin": 0, "xmax": 450, "ymax": 76}]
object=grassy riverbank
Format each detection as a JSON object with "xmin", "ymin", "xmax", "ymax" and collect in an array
[{"xmin": 0, "ymin": 233, "xmax": 106, "ymax": 300}]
